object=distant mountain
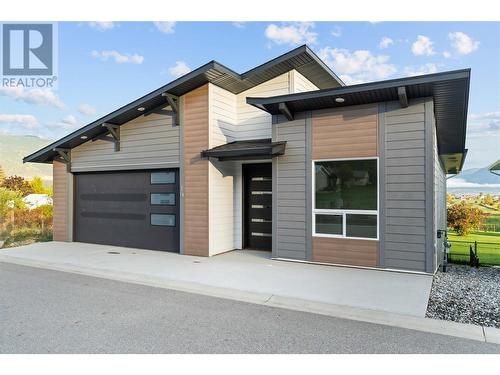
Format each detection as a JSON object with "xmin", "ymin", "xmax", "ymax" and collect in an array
[
  {"xmin": 453, "ymin": 166, "xmax": 500, "ymax": 185},
  {"xmin": 0, "ymin": 134, "xmax": 53, "ymax": 181}
]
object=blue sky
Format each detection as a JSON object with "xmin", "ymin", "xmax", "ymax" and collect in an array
[{"xmin": 1, "ymin": 21, "xmax": 499, "ymax": 170}]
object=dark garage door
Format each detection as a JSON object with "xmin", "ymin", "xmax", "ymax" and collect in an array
[{"xmin": 74, "ymin": 169, "xmax": 179, "ymax": 252}]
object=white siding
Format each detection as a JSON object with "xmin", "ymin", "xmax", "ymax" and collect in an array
[
  {"xmin": 235, "ymin": 72, "xmax": 291, "ymax": 140},
  {"xmin": 292, "ymin": 70, "xmax": 319, "ymax": 93},
  {"xmin": 71, "ymin": 112, "xmax": 179, "ymax": 172},
  {"xmin": 208, "ymin": 84, "xmax": 238, "ymax": 255}
]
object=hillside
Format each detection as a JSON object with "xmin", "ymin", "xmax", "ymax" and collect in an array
[
  {"xmin": 0, "ymin": 134, "xmax": 53, "ymax": 181},
  {"xmin": 454, "ymin": 166, "xmax": 500, "ymax": 185}
]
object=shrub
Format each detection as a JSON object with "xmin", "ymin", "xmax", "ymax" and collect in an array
[
  {"xmin": 448, "ymin": 201, "xmax": 488, "ymax": 236},
  {"xmin": 3, "ymin": 227, "xmax": 52, "ymax": 247},
  {"xmin": 0, "ymin": 176, "xmax": 33, "ymax": 197},
  {"xmin": 13, "ymin": 205, "xmax": 53, "ymax": 229}
]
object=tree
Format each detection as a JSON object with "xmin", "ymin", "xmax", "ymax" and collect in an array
[
  {"xmin": 0, "ymin": 187, "xmax": 25, "ymax": 224},
  {"xmin": 447, "ymin": 201, "xmax": 488, "ymax": 236},
  {"xmin": 483, "ymin": 194, "xmax": 495, "ymax": 206},
  {"xmin": 30, "ymin": 176, "xmax": 46, "ymax": 194},
  {"xmin": 0, "ymin": 175, "xmax": 33, "ymax": 197}
]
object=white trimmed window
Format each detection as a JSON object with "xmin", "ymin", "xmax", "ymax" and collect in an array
[{"xmin": 313, "ymin": 158, "xmax": 378, "ymax": 240}]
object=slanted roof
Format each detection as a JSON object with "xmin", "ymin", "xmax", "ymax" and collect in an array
[
  {"xmin": 247, "ymin": 69, "xmax": 471, "ymax": 174},
  {"xmin": 24, "ymin": 45, "xmax": 343, "ymax": 164},
  {"xmin": 489, "ymin": 159, "xmax": 500, "ymax": 176},
  {"xmin": 201, "ymin": 138, "xmax": 286, "ymax": 161}
]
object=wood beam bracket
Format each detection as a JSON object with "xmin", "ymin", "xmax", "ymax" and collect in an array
[
  {"xmin": 101, "ymin": 123, "xmax": 121, "ymax": 151},
  {"xmin": 279, "ymin": 102, "xmax": 294, "ymax": 121},
  {"xmin": 161, "ymin": 92, "xmax": 179, "ymax": 126},
  {"xmin": 398, "ymin": 86, "xmax": 408, "ymax": 108},
  {"xmin": 53, "ymin": 148, "xmax": 71, "ymax": 172}
]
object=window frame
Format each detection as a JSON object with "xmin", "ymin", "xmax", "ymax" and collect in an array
[{"xmin": 312, "ymin": 157, "xmax": 379, "ymax": 241}]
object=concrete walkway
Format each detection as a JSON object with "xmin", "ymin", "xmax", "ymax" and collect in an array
[
  {"xmin": 1, "ymin": 241, "xmax": 499, "ymax": 345},
  {"xmin": 0, "ymin": 241, "xmax": 432, "ymax": 316}
]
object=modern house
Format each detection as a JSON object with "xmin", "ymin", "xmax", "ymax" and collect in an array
[{"xmin": 24, "ymin": 45, "xmax": 470, "ymax": 274}]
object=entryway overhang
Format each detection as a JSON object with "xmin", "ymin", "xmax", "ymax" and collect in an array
[{"xmin": 201, "ymin": 138, "xmax": 286, "ymax": 161}]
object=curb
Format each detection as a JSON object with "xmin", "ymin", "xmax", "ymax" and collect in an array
[{"xmin": 1, "ymin": 254, "xmax": 498, "ymax": 345}]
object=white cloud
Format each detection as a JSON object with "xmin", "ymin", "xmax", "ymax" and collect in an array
[
  {"xmin": 78, "ymin": 103, "xmax": 96, "ymax": 115},
  {"xmin": 166, "ymin": 61, "xmax": 191, "ymax": 78},
  {"xmin": 154, "ymin": 22, "xmax": 176, "ymax": 34},
  {"xmin": 0, "ymin": 114, "xmax": 38, "ymax": 129},
  {"xmin": 379, "ymin": 37, "xmax": 393, "ymax": 49},
  {"xmin": 443, "ymin": 51, "xmax": 452, "ymax": 58},
  {"xmin": 232, "ymin": 22, "xmax": 246, "ymax": 29},
  {"xmin": 331, "ymin": 26, "xmax": 342, "ymax": 37},
  {"xmin": 448, "ymin": 32, "xmax": 480, "ymax": 55},
  {"xmin": 411, "ymin": 35, "xmax": 435, "ymax": 56},
  {"xmin": 88, "ymin": 22, "xmax": 115, "ymax": 31},
  {"xmin": 0, "ymin": 87, "xmax": 64, "ymax": 108},
  {"xmin": 318, "ymin": 47, "xmax": 396, "ymax": 85},
  {"xmin": 265, "ymin": 22, "xmax": 317, "ymax": 46},
  {"xmin": 404, "ymin": 63, "xmax": 438, "ymax": 77},
  {"xmin": 47, "ymin": 115, "xmax": 80, "ymax": 131},
  {"xmin": 91, "ymin": 50, "xmax": 144, "ymax": 64},
  {"xmin": 468, "ymin": 111, "xmax": 500, "ymax": 134}
]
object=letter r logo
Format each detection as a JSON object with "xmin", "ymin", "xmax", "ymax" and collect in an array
[{"xmin": 2, "ymin": 24, "xmax": 53, "ymax": 76}]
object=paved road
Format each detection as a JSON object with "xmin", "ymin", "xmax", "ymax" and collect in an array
[{"xmin": 1, "ymin": 263, "xmax": 499, "ymax": 354}]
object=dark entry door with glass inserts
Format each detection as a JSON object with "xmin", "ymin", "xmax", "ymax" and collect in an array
[
  {"xmin": 243, "ymin": 163, "xmax": 272, "ymax": 250},
  {"xmin": 74, "ymin": 169, "xmax": 179, "ymax": 252}
]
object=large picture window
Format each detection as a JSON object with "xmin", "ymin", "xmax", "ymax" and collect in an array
[{"xmin": 313, "ymin": 158, "xmax": 378, "ymax": 239}]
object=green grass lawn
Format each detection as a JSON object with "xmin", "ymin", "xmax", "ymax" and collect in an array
[{"xmin": 448, "ymin": 230, "xmax": 500, "ymax": 266}]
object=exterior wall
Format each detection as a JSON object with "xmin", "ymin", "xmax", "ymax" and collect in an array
[
  {"xmin": 433, "ymin": 105, "xmax": 447, "ymax": 271},
  {"xmin": 52, "ymin": 160, "xmax": 73, "ymax": 241},
  {"xmin": 71, "ymin": 112, "xmax": 179, "ymax": 172},
  {"xmin": 208, "ymin": 84, "xmax": 238, "ymax": 255},
  {"xmin": 182, "ymin": 84, "xmax": 210, "ymax": 256},
  {"xmin": 235, "ymin": 72, "xmax": 291, "ymax": 140},
  {"xmin": 311, "ymin": 104, "xmax": 378, "ymax": 159},
  {"xmin": 292, "ymin": 70, "xmax": 319, "ymax": 93},
  {"xmin": 273, "ymin": 113, "xmax": 308, "ymax": 260},
  {"xmin": 379, "ymin": 99, "xmax": 431, "ymax": 272},
  {"xmin": 311, "ymin": 104, "xmax": 379, "ymax": 266},
  {"xmin": 312, "ymin": 237, "xmax": 378, "ymax": 267}
]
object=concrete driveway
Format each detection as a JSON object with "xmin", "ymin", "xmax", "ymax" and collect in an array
[{"xmin": 0, "ymin": 241, "xmax": 432, "ymax": 317}]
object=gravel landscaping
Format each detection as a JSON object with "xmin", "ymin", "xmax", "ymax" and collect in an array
[{"xmin": 426, "ymin": 265, "xmax": 500, "ymax": 328}]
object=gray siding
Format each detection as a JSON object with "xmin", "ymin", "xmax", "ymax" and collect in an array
[
  {"xmin": 71, "ymin": 112, "xmax": 179, "ymax": 172},
  {"xmin": 273, "ymin": 113, "xmax": 307, "ymax": 260},
  {"xmin": 381, "ymin": 99, "xmax": 429, "ymax": 272},
  {"xmin": 433, "ymin": 107, "xmax": 447, "ymax": 271}
]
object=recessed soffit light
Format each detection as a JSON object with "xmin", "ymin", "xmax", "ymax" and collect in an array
[
  {"xmin": 137, "ymin": 107, "xmax": 145, "ymax": 111},
  {"xmin": 335, "ymin": 97, "xmax": 345, "ymax": 103},
  {"xmin": 80, "ymin": 135, "xmax": 88, "ymax": 140}
]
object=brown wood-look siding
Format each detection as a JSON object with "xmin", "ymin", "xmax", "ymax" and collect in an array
[
  {"xmin": 312, "ymin": 104, "xmax": 378, "ymax": 159},
  {"xmin": 183, "ymin": 84, "xmax": 209, "ymax": 256},
  {"xmin": 53, "ymin": 160, "xmax": 69, "ymax": 241},
  {"xmin": 312, "ymin": 237, "xmax": 378, "ymax": 267},
  {"xmin": 311, "ymin": 104, "xmax": 379, "ymax": 267}
]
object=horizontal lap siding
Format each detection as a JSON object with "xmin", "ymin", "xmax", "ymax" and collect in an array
[
  {"xmin": 236, "ymin": 73, "xmax": 290, "ymax": 140},
  {"xmin": 208, "ymin": 84, "xmax": 237, "ymax": 255},
  {"xmin": 292, "ymin": 70, "xmax": 319, "ymax": 93},
  {"xmin": 52, "ymin": 160, "xmax": 70, "ymax": 241},
  {"xmin": 382, "ymin": 100, "xmax": 428, "ymax": 272},
  {"xmin": 434, "ymin": 111, "xmax": 446, "ymax": 271},
  {"xmin": 312, "ymin": 104, "xmax": 378, "ymax": 159},
  {"xmin": 183, "ymin": 85, "xmax": 209, "ymax": 256},
  {"xmin": 71, "ymin": 113, "xmax": 179, "ymax": 172},
  {"xmin": 274, "ymin": 114, "xmax": 307, "ymax": 260},
  {"xmin": 313, "ymin": 237, "xmax": 378, "ymax": 267},
  {"xmin": 311, "ymin": 104, "xmax": 379, "ymax": 267}
]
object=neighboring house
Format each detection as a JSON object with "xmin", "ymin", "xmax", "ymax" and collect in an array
[
  {"xmin": 489, "ymin": 159, "xmax": 500, "ymax": 176},
  {"xmin": 23, "ymin": 194, "xmax": 53, "ymax": 209},
  {"xmin": 24, "ymin": 45, "xmax": 470, "ymax": 274}
]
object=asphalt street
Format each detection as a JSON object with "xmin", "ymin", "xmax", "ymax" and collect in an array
[{"xmin": 1, "ymin": 262, "xmax": 499, "ymax": 354}]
